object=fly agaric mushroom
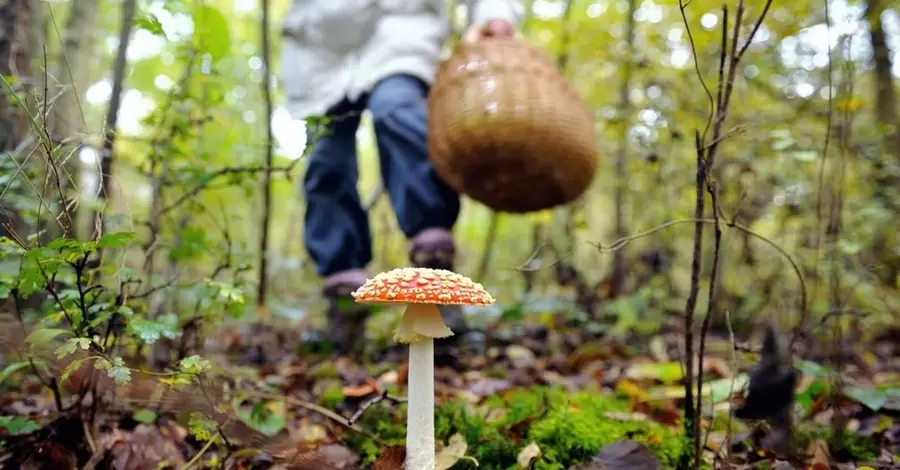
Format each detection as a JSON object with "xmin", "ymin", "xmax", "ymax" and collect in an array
[{"xmin": 352, "ymin": 267, "xmax": 494, "ymax": 470}]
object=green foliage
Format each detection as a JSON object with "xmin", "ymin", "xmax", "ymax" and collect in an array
[
  {"xmin": 1, "ymin": 0, "xmax": 899, "ymax": 466},
  {"xmin": 96, "ymin": 357, "xmax": 132, "ymax": 385},
  {"xmin": 54, "ymin": 337, "xmax": 92, "ymax": 359},
  {"xmin": 797, "ymin": 427, "xmax": 880, "ymax": 462},
  {"xmin": 192, "ymin": 5, "xmax": 231, "ymax": 61},
  {"xmin": 233, "ymin": 399, "xmax": 286, "ymax": 437},
  {"xmin": 794, "ymin": 359, "xmax": 900, "ymax": 413},
  {"xmin": 318, "ymin": 381, "xmax": 345, "ymax": 409},
  {"xmin": 0, "ymin": 361, "xmax": 40, "ymax": 388},
  {"xmin": 188, "ymin": 412, "xmax": 219, "ymax": 441},
  {"xmin": 178, "ymin": 355, "xmax": 212, "ymax": 375},
  {"xmin": 0, "ymin": 416, "xmax": 40, "ymax": 436},
  {"xmin": 133, "ymin": 409, "xmax": 158, "ymax": 425},
  {"xmin": 347, "ymin": 386, "xmax": 683, "ymax": 469},
  {"xmin": 127, "ymin": 313, "xmax": 179, "ymax": 344}
]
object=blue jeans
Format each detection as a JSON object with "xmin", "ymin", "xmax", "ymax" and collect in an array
[{"xmin": 303, "ymin": 74, "xmax": 461, "ymax": 278}]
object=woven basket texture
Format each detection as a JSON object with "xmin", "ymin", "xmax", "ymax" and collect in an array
[{"xmin": 427, "ymin": 37, "xmax": 598, "ymax": 213}]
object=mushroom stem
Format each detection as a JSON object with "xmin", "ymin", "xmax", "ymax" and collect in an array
[{"xmin": 406, "ymin": 337, "xmax": 435, "ymax": 470}]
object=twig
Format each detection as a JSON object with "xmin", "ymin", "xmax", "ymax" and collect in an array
[
  {"xmin": 475, "ymin": 212, "xmax": 500, "ymax": 283},
  {"xmin": 11, "ymin": 289, "xmax": 63, "ymax": 410},
  {"xmin": 610, "ymin": 0, "xmax": 637, "ymax": 297},
  {"xmin": 181, "ymin": 433, "xmax": 217, "ymax": 470},
  {"xmin": 694, "ymin": 5, "xmax": 732, "ymax": 463},
  {"xmin": 695, "ymin": 179, "xmax": 723, "ymax": 461},
  {"xmin": 677, "ymin": 0, "xmax": 775, "ymax": 466},
  {"xmin": 158, "ymin": 164, "xmax": 297, "ymax": 216},
  {"xmin": 94, "ymin": 0, "xmax": 137, "ymax": 248},
  {"xmin": 348, "ymin": 390, "xmax": 408, "ymax": 426},
  {"xmin": 256, "ymin": 0, "xmax": 275, "ymax": 312},
  {"xmin": 678, "ymin": 130, "xmax": 706, "ymax": 470},
  {"xmin": 723, "ymin": 309, "xmax": 738, "ymax": 462},
  {"xmin": 247, "ymin": 391, "xmax": 384, "ymax": 444}
]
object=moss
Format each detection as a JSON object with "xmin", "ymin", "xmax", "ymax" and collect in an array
[
  {"xmin": 318, "ymin": 381, "xmax": 345, "ymax": 409},
  {"xmin": 344, "ymin": 405, "xmax": 407, "ymax": 466},
  {"xmin": 308, "ymin": 361, "xmax": 340, "ymax": 379},
  {"xmin": 348, "ymin": 386, "xmax": 686, "ymax": 469},
  {"xmin": 796, "ymin": 426, "xmax": 879, "ymax": 462}
]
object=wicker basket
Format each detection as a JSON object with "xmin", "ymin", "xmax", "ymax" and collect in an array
[{"xmin": 427, "ymin": 37, "xmax": 598, "ymax": 213}]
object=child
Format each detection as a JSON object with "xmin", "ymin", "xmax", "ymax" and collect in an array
[{"xmin": 280, "ymin": 0, "xmax": 522, "ymax": 355}]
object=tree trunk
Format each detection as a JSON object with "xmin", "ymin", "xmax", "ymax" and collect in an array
[
  {"xmin": 610, "ymin": 0, "xmax": 637, "ymax": 297},
  {"xmin": 865, "ymin": 0, "xmax": 900, "ymax": 286},
  {"xmin": 0, "ymin": 0, "xmax": 31, "ymax": 152},
  {"xmin": 0, "ymin": 0, "xmax": 33, "ymax": 239},
  {"xmin": 865, "ymin": 0, "xmax": 899, "ymax": 154},
  {"xmin": 93, "ymin": 0, "xmax": 136, "ymax": 246}
]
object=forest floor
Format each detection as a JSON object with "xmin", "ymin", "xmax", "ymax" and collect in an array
[{"xmin": 1, "ymin": 308, "xmax": 898, "ymax": 470}]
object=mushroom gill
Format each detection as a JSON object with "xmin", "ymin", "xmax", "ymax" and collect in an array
[{"xmin": 394, "ymin": 303, "xmax": 455, "ymax": 343}]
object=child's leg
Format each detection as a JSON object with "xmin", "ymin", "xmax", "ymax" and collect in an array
[
  {"xmin": 366, "ymin": 73, "xmax": 461, "ymax": 251},
  {"xmin": 302, "ymin": 99, "xmax": 370, "ymax": 353},
  {"xmin": 366, "ymin": 74, "xmax": 468, "ymax": 335}
]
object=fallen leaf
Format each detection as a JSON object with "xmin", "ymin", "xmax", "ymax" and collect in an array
[
  {"xmin": 436, "ymin": 433, "xmax": 473, "ymax": 470},
  {"xmin": 625, "ymin": 361, "xmax": 682, "ymax": 383},
  {"xmin": 103, "ymin": 423, "xmax": 187, "ymax": 470},
  {"xmin": 293, "ymin": 421, "xmax": 328, "ymax": 443},
  {"xmin": 568, "ymin": 440, "xmax": 661, "ymax": 470},
  {"xmin": 604, "ymin": 411, "xmax": 648, "ymax": 422},
  {"xmin": 615, "ymin": 379, "xmax": 649, "ymax": 401},
  {"xmin": 374, "ymin": 445, "xmax": 406, "ymax": 470},
  {"xmin": 506, "ymin": 345, "xmax": 537, "ymax": 369},
  {"xmin": 343, "ymin": 378, "xmax": 381, "ymax": 398},
  {"xmin": 806, "ymin": 439, "xmax": 830, "ymax": 470},
  {"xmin": 648, "ymin": 336, "xmax": 668, "ymax": 362},
  {"xmin": 517, "ymin": 442, "xmax": 541, "ymax": 468},
  {"xmin": 280, "ymin": 443, "xmax": 360, "ymax": 470},
  {"xmin": 701, "ymin": 356, "xmax": 733, "ymax": 378}
]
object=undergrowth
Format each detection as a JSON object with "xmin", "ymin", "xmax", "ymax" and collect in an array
[{"xmin": 346, "ymin": 385, "xmax": 685, "ymax": 469}]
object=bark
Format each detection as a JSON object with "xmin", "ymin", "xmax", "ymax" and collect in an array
[
  {"xmin": 0, "ymin": 0, "xmax": 33, "ymax": 239},
  {"xmin": 93, "ymin": 0, "xmax": 137, "ymax": 247},
  {"xmin": 865, "ymin": 0, "xmax": 899, "ymax": 155},
  {"xmin": 864, "ymin": 0, "xmax": 900, "ymax": 286},
  {"xmin": 610, "ymin": 0, "xmax": 637, "ymax": 297},
  {"xmin": 0, "ymin": 0, "xmax": 31, "ymax": 152}
]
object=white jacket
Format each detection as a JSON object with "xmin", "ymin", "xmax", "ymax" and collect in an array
[{"xmin": 280, "ymin": 0, "xmax": 523, "ymax": 119}]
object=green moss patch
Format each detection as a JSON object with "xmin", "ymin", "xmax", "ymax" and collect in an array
[{"xmin": 346, "ymin": 385, "xmax": 685, "ymax": 469}]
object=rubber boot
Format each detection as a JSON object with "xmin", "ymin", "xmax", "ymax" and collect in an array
[{"xmin": 322, "ymin": 269, "xmax": 370, "ymax": 358}]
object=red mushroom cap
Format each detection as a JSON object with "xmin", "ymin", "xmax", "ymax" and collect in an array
[{"xmin": 351, "ymin": 267, "xmax": 494, "ymax": 306}]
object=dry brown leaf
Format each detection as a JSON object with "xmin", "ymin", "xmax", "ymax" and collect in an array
[
  {"xmin": 280, "ymin": 443, "xmax": 360, "ymax": 470},
  {"xmin": 568, "ymin": 440, "xmax": 661, "ymax": 470},
  {"xmin": 806, "ymin": 439, "xmax": 831, "ymax": 470},
  {"xmin": 374, "ymin": 445, "xmax": 406, "ymax": 470},
  {"xmin": 103, "ymin": 423, "xmax": 187, "ymax": 470},
  {"xmin": 343, "ymin": 377, "xmax": 381, "ymax": 398}
]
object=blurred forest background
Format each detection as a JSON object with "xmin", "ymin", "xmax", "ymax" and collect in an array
[
  {"xmin": 1, "ymin": 0, "xmax": 898, "ymax": 333},
  {"xmin": 0, "ymin": 0, "xmax": 899, "ymax": 467}
]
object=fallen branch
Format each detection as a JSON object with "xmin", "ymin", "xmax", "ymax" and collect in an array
[
  {"xmin": 246, "ymin": 391, "xmax": 384, "ymax": 444},
  {"xmin": 348, "ymin": 390, "xmax": 408, "ymax": 426}
]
